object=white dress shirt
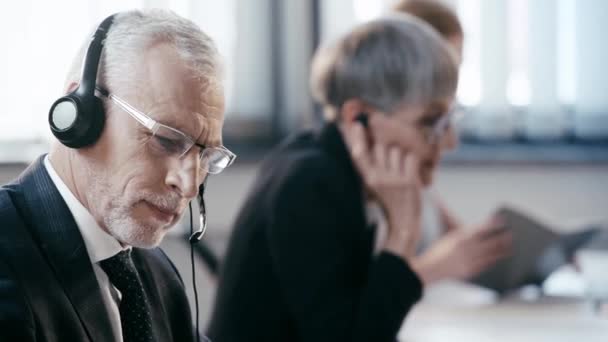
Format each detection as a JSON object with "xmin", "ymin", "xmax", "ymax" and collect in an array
[{"xmin": 44, "ymin": 156, "xmax": 125, "ymax": 342}]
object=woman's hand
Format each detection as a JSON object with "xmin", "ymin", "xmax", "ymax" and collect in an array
[
  {"xmin": 344, "ymin": 120, "xmax": 423, "ymax": 259},
  {"xmin": 411, "ymin": 216, "xmax": 513, "ymax": 285}
]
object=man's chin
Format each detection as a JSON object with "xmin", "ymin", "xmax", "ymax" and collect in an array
[
  {"xmin": 110, "ymin": 221, "xmax": 172, "ymax": 249},
  {"xmin": 123, "ymin": 230, "xmax": 166, "ymax": 249}
]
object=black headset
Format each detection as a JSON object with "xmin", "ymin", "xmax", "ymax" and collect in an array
[
  {"xmin": 48, "ymin": 14, "xmax": 115, "ymax": 148},
  {"xmin": 50, "ymin": 14, "xmax": 208, "ymax": 341}
]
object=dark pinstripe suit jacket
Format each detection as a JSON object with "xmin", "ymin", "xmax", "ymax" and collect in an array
[{"xmin": 0, "ymin": 156, "xmax": 194, "ymax": 341}]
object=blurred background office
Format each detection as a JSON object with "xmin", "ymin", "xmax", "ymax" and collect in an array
[{"xmin": 1, "ymin": 0, "xmax": 607, "ymax": 341}]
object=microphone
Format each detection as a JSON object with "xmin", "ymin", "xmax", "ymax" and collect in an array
[
  {"xmin": 188, "ymin": 178, "xmax": 208, "ymax": 342},
  {"xmin": 189, "ymin": 181, "xmax": 207, "ymax": 243}
]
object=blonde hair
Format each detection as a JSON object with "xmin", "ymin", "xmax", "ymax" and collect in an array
[{"xmin": 394, "ymin": 0, "xmax": 463, "ymax": 39}]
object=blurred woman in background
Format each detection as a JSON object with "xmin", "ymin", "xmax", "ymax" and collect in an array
[
  {"xmin": 208, "ymin": 13, "xmax": 459, "ymax": 342},
  {"xmin": 394, "ymin": 0, "xmax": 513, "ymax": 286}
]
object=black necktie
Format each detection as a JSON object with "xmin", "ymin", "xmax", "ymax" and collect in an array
[{"xmin": 100, "ymin": 249, "xmax": 155, "ymax": 342}]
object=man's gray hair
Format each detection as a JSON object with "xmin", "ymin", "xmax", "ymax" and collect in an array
[
  {"xmin": 65, "ymin": 9, "xmax": 222, "ymax": 94},
  {"xmin": 310, "ymin": 13, "xmax": 458, "ymax": 117}
]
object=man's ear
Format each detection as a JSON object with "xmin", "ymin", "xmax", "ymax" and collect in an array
[
  {"xmin": 340, "ymin": 99, "xmax": 375, "ymax": 123},
  {"xmin": 65, "ymin": 81, "xmax": 79, "ymax": 94}
]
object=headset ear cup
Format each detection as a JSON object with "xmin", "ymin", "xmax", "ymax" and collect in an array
[
  {"xmin": 80, "ymin": 95, "xmax": 105, "ymax": 147},
  {"xmin": 50, "ymin": 14, "xmax": 114, "ymax": 149},
  {"xmin": 49, "ymin": 94, "xmax": 82, "ymax": 147},
  {"xmin": 48, "ymin": 93, "xmax": 105, "ymax": 148}
]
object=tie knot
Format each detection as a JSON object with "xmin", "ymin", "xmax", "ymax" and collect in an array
[
  {"xmin": 99, "ymin": 249, "xmax": 139, "ymax": 291},
  {"xmin": 100, "ymin": 249, "xmax": 155, "ymax": 342},
  {"xmin": 106, "ymin": 249, "xmax": 132, "ymax": 261}
]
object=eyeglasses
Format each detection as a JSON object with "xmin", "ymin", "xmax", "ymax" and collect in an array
[
  {"xmin": 96, "ymin": 86, "xmax": 236, "ymax": 175},
  {"xmin": 422, "ymin": 103, "xmax": 465, "ymax": 145}
]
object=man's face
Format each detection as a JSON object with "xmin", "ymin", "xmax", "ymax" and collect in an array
[
  {"xmin": 85, "ymin": 43, "xmax": 224, "ymax": 248},
  {"xmin": 367, "ymin": 97, "xmax": 454, "ymax": 187}
]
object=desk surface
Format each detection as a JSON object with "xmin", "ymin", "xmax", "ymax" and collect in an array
[{"xmin": 399, "ymin": 285, "xmax": 608, "ymax": 342}]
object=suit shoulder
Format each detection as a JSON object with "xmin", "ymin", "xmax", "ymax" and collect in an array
[
  {"xmin": 0, "ymin": 186, "xmax": 18, "ymax": 213},
  {"xmin": 0, "ymin": 188, "xmax": 36, "ymax": 337},
  {"xmin": 0, "ymin": 258, "xmax": 35, "ymax": 339}
]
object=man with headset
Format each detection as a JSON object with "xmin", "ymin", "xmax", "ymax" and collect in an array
[{"xmin": 0, "ymin": 9, "xmax": 234, "ymax": 341}]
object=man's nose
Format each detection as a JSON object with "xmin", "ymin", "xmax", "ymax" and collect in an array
[{"xmin": 165, "ymin": 152, "xmax": 200, "ymax": 200}]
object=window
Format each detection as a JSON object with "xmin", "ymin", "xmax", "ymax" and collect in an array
[
  {"xmin": 0, "ymin": 0, "xmax": 273, "ymax": 161},
  {"xmin": 321, "ymin": 0, "xmax": 608, "ymax": 141}
]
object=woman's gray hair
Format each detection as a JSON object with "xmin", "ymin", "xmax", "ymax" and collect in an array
[
  {"xmin": 65, "ymin": 9, "xmax": 222, "ymax": 94},
  {"xmin": 310, "ymin": 13, "xmax": 458, "ymax": 117}
]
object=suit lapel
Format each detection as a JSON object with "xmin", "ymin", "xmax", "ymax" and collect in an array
[{"xmin": 15, "ymin": 156, "xmax": 115, "ymax": 341}]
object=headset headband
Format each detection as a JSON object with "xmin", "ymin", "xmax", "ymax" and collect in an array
[{"xmin": 78, "ymin": 14, "xmax": 115, "ymax": 97}]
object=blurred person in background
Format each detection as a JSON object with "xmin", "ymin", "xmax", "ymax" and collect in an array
[
  {"xmin": 207, "ymin": 14, "xmax": 458, "ymax": 342},
  {"xmin": 0, "ymin": 9, "xmax": 234, "ymax": 341},
  {"xmin": 394, "ymin": 0, "xmax": 513, "ymax": 286},
  {"xmin": 396, "ymin": 0, "xmax": 604, "ymax": 292}
]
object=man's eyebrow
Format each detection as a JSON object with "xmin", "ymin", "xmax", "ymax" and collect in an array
[
  {"xmin": 154, "ymin": 115, "xmax": 203, "ymax": 141},
  {"xmin": 155, "ymin": 116, "xmax": 182, "ymax": 130}
]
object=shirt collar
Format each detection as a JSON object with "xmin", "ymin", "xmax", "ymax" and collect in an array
[{"xmin": 44, "ymin": 155, "xmax": 125, "ymax": 263}]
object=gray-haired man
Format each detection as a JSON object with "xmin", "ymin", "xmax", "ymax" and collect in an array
[{"xmin": 0, "ymin": 9, "xmax": 234, "ymax": 341}]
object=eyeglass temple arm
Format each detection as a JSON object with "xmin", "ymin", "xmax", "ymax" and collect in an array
[{"xmin": 95, "ymin": 86, "xmax": 156, "ymax": 130}]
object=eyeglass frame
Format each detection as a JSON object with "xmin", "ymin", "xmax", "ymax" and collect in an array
[
  {"xmin": 425, "ymin": 102, "xmax": 465, "ymax": 145},
  {"xmin": 95, "ymin": 86, "xmax": 236, "ymax": 174},
  {"xmin": 350, "ymin": 101, "xmax": 465, "ymax": 145}
]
